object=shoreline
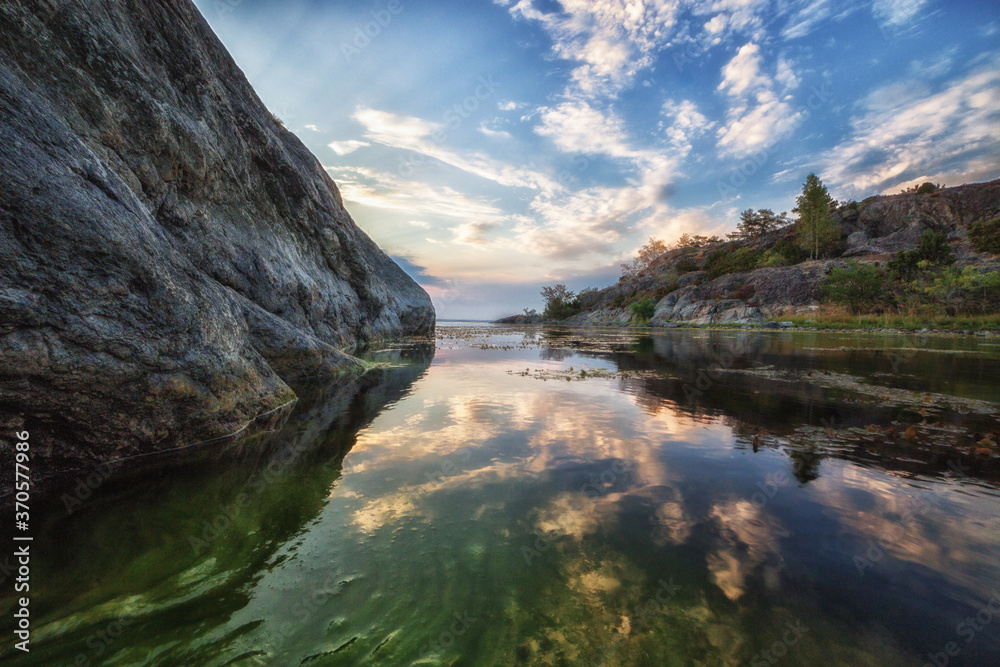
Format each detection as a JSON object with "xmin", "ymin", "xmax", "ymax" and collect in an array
[{"xmin": 484, "ymin": 320, "xmax": 1000, "ymax": 337}]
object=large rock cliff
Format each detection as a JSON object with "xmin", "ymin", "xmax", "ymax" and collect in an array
[{"xmin": 0, "ymin": 0, "xmax": 434, "ymax": 478}]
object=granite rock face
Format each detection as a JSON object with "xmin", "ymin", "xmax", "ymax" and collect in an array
[{"xmin": 0, "ymin": 0, "xmax": 434, "ymax": 476}]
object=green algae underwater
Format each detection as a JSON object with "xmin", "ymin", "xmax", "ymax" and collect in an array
[{"xmin": 3, "ymin": 325, "xmax": 1000, "ymax": 666}]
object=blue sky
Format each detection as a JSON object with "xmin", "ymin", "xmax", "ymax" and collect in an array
[{"xmin": 194, "ymin": 0, "xmax": 1000, "ymax": 319}]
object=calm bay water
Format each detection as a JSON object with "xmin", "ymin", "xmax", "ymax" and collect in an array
[{"xmin": 3, "ymin": 324, "xmax": 1000, "ymax": 666}]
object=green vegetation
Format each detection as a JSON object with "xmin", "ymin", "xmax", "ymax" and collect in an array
[
  {"xmin": 651, "ymin": 274, "xmax": 680, "ymax": 300},
  {"xmin": 630, "ymin": 297, "xmax": 656, "ymax": 320},
  {"xmin": 540, "ymin": 284, "xmax": 581, "ymax": 320},
  {"xmin": 675, "ymin": 257, "xmax": 699, "ymax": 273},
  {"xmin": 675, "ymin": 233, "xmax": 721, "ymax": 248},
  {"xmin": 779, "ymin": 310, "xmax": 1000, "ymax": 331},
  {"xmin": 794, "ymin": 173, "xmax": 841, "ymax": 259},
  {"xmin": 901, "ymin": 181, "xmax": 942, "ymax": 195},
  {"xmin": 887, "ymin": 230, "xmax": 953, "ymax": 279},
  {"xmin": 704, "ymin": 247, "xmax": 763, "ymax": 279},
  {"xmin": 760, "ymin": 237, "xmax": 808, "ymax": 267},
  {"xmin": 919, "ymin": 266, "xmax": 1000, "ymax": 315},
  {"xmin": 728, "ymin": 209, "xmax": 789, "ymax": 241},
  {"xmin": 523, "ymin": 176, "xmax": 998, "ymax": 330},
  {"xmin": 822, "ymin": 262, "xmax": 891, "ymax": 314},
  {"xmin": 822, "ymin": 235, "xmax": 999, "ymax": 320},
  {"xmin": 969, "ymin": 218, "xmax": 1000, "ymax": 254}
]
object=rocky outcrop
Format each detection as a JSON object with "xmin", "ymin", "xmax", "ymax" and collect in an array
[
  {"xmin": 0, "ymin": 0, "xmax": 434, "ymax": 480},
  {"xmin": 836, "ymin": 180, "xmax": 1000, "ymax": 256},
  {"xmin": 567, "ymin": 180, "xmax": 1000, "ymax": 326},
  {"xmin": 648, "ymin": 264, "xmax": 827, "ymax": 325}
]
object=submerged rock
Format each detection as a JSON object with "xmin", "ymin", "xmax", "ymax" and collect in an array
[{"xmin": 0, "ymin": 0, "xmax": 434, "ymax": 482}]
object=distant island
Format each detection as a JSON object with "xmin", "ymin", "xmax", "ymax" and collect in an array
[{"xmin": 497, "ymin": 176, "xmax": 1000, "ymax": 331}]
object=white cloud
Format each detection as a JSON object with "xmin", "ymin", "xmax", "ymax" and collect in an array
[
  {"xmin": 353, "ymin": 108, "xmax": 440, "ymax": 145},
  {"xmin": 717, "ymin": 42, "xmax": 767, "ymax": 97},
  {"xmin": 817, "ymin": 59, "xmax": 1000, "ymax": 196},
  {"xmin": 304, "ymin": 124, "xmax": 320, "ymax": 132},
  {"xmin": 907, "ymin": 47, "xmax": 956, "ymax": 80},
  {"xmin": 323, "ymin": 164, "xmax": 507, "ymax": 223},
  {"xmin": 775, "ymin": 56, "xmax": 800, "ymax": 91},
  {"xmin": 689, "ymin": 0, "xmax": 770, "ymax": 41},
  {"xmin": 499, "ymin": 0, "xmax": 681, "ymax": 97},
  {"xmin": 327, "ymin": 139, "xmax": 370, "ymax": 155},
  {"xmin": 871, "ymin": 0, "xmax": 931, "ymax": 30},
  {"xmin": 519, "ymin": 94, "xmax": 701, "ymax": 260},
  {"xmin": 535, "ymin": 99, "xmax": 636, "ymax": 159},
  {"xmin": 781, "ymin": 0, "xmax": 835, "ymax": 39},
  {"xmin": 661, "ymin": 99, "xmax": 714, "ymax": 154},
  {"xmin": 514, "ymin": 150, "xmax": 680, "ymax": 260},
  {"xmin": 352, "ymin": 107, "xmax": 559, "ymax": 192},
  {"xmin": 715, "ymin": 43, "xmax": 803, "ymax": 157},
  {"xmin": 717, "ymin": 90, "xmax": 802, "ymax": 157},
  {"xmin": 451, "ymin": 220, "xmax": 502, "ymax": 247},
  {"xmin": 478, "ymin": 123, "xmax": 513, "ymax": 140}
]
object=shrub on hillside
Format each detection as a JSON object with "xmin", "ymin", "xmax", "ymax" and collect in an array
[
  {"xmin": 916, "ymin": 231, "xmax": 953, "ymax": 263},
  {"xmin": 919, "ymin": 266, "xmax": 1000, "ymax": 315},
  {"xmin": 630, "ymin": 297, "xmax": 657, "ymax": 320},
  {"xmin": 704, "ymin": 247, "xmax": 762, "ymax": 279},
  {"xmin": 675, "ymin": 257, "xmax": 699, "ymax": 273},
  {"xmin": 651, "ymin": 274, "xmax": 680, "ymax": 300},
  {"xmin": 822, "ymin": 262, "xmax": 891, "ymax": 314},
  {"xmin": 761, "ymin": 237, "xmax": 809, "ymax": 267},
  {"xmin": 888, "ymin": 230, "xmax": 953, "ymax": 278},
  {"xmin": 969, "ymin": 218, "xmax": 1000, "ymax": 255}
]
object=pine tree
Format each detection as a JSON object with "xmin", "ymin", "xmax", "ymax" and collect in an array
[
  {"xmin": 794, "ymin": 173, "xmax": 840, "ymax": 260},
  {"xmin": 730, "ymin": 209, "xmax": 788, "ymax": 240}
]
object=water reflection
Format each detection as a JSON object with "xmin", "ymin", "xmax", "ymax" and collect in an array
[{"xmin": 3, "ymin": 327, "xmax": 999, "ymax": 666}]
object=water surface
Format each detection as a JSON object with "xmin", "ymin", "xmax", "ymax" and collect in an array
[{"xmin": 4, "ymin": 325, "xmax": 1000, "ymax": 666}]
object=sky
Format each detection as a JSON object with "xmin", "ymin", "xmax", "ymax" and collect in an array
[{"xmin": 193, "ymin": 0, "xmax": 1000, "ymax": 320}]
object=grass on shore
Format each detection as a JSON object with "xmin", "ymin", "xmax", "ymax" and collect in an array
[{"xmin": 776, "ymin": 306, "xmax": 1000, "ymax": 331}]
